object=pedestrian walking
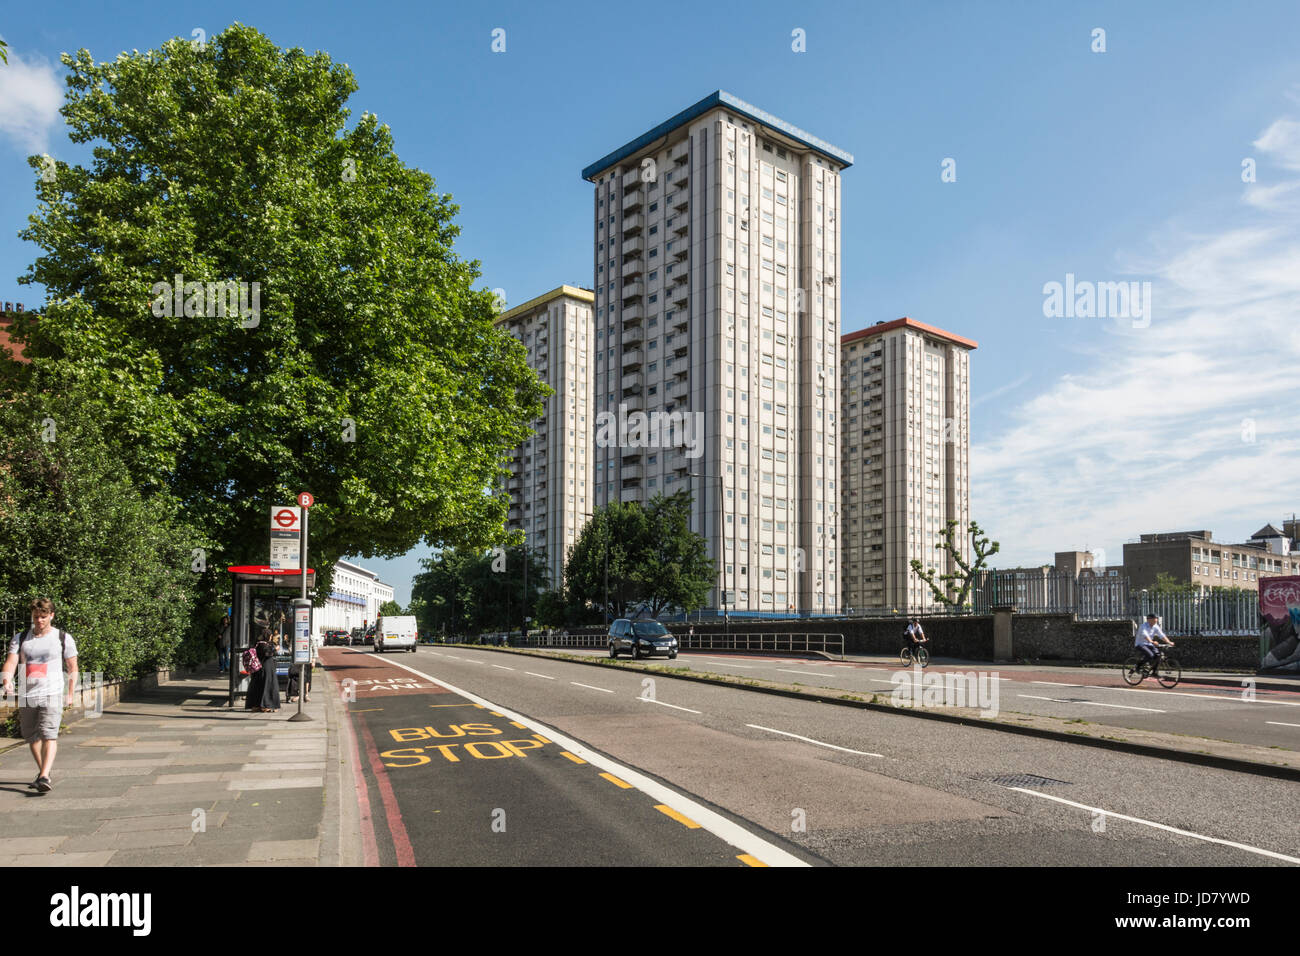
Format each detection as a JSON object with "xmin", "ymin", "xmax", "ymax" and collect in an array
[
  {"xmin": 243, "ymin": 628, "xmax": 280, "ymax": 713},
  {"xmin": 216, "ymin": 614, "xmax": 231, "ymax": 673},
  {"xmin": 1, "ymin": 598, "xmax": 79, "ymax": 793}
]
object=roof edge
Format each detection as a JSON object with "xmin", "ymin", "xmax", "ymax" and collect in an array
[
  {"xmin": 495, "ymin": 284, "xmax": 594, "ymax": 324},
  {"xmin": 842, "ymin": 317, "xmax": 978, "ymax": 351}
]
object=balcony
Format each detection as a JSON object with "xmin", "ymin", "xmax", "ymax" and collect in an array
[
  {"xmin": 620, "ymin": 486, "xmax": 642, "ymax": 503},
  {"xmin": 673, "ymin": 341, "xmax": 688, "ymax": 357},
  {"xmin": 674, "ymin": 167, "xmax": 690, "ymax": 188},
  {"xmin": 622, "ymin": 169, "xmax": 641, "ymax": 190},
  {"xmin": 672, "ymin": 270, "xmax": 687, "ymax": 285},
  {"xmin": 621, "ymin": 463, "xmax": 643, "ymax": 481},
  {"xmin": 622, "ymin": 235, "xmax": 645, "ymax": 257},
  {"xmin": 621, "ymin": 304, "xmax": 643, "ymax": 324},
  {"xmin": 621, "ymin": 371, "xmax": 643, "ymax": 392},
  {"xmin": 622, "ymin": 189, "xmax": 643, "ymax": 213},
  {"xmin": 671, "ymin": 312, "xmax": 687, "ymax": 333},
  {"xmin": 670, "ymin": 141, "xmax": 689, "ymax": 164},
  {"xmin": 621, "ymin": 213, "xmax": 644, "ymax": 235},
  {"xmin": 672, "ymin": 288, "xmax": 688, "ymax": 308},
  {"xmin": 621, "ymin": 281, "xmax": 644, "ymax": 302},
  {"xmin": 669, "ymin": 378, "xmax": 688, "ymax": 399},
  {"xmin": 673, "ymin": 219, "xmax": 688, "ymax": 237},
  {"xmin": 673, "ymin": 192, "xmax": 689, "ymax": 212},
  {"xmin": 622, "ymin": 256, "xmax": 644, "ymax": 277},
  {"xmin": 621, "ymin": 447, "xmax": 643, "ymax": 462},
  {"xmin": 622, "ymin": 326, "xmax": 644, "ymax": 345},
  {"xmin": 620, "ymin": 348, "xmax": 643, "ymax": 369}
]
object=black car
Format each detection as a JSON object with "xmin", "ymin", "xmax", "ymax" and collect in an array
[
  {"xmin": 349, "ymin": 627, "xmax": 364, "ymax": 646},
  {"xmin": 324, "ymin": 629, "xmax": 348, "ymax": 646},
  {"xmin": 608, "ymin": 619, "xmax": 678, "ymax": 660}
]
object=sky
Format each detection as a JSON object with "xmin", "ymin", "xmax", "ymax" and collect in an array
[{"xmin": 3, "ymin": 1, "xmax": 1299, "ymax": 605}]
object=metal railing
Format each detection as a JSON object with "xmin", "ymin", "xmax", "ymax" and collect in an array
[
  {"xmin": 1134, "ymin": 591, "xmax": 1260, "ymax": 636},
  {"xmin": 679, "ymin": 631, "xmax": 844, "ymax": 659}
]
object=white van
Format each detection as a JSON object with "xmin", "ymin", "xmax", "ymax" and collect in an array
[{"xmin": 375, "ymin": 615, "xmax": 418, "ymax": 653}]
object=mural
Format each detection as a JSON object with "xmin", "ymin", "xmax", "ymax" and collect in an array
[{"xmin": 1259, "ymin": 576, "xmax": 1300, "ymax": 671}]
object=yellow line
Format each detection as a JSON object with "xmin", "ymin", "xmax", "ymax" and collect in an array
[
  {"xmin": 737, "ymin": 854, "xmax": 768, "ymax": 867},
  {"xmin": 489, "ymin": 711, "xmax": 504, "ymax": 717},
  {"xmin": 430, "ymin": 703, "xmax": 475, "ymax": 708},
  {"xmin": 600, "ymin": 772, "xmax": 633, "ymax": 789},
  {"xmin": 533, "ymin": 734, "xmax": 552, "ymax": 744},
  {"xmin": 351, "ymin": 708, "xmax": 384, "ymax": 713},
  {"xmin": 510, "ymin": 721, "xmax": 526, "ymax": 729},
  {"xmin": 559, "ymin": 751, "xmax": 586, "ymax": 765},
  {"xmin": 654, "ymin": 805, "xmax": 702, "ymax": 829}
]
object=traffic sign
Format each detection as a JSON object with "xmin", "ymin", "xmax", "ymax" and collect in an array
[
  {"xmin": 271, "ymin": 507, "xmax": 301, "ymax": 532},
  {"xmin": 297, "ymin": 492, "xmax": 314, "ymax": 509}
]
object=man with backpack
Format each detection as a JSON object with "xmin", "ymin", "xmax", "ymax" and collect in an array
[{"xmin": 1, "ymin": 597, "xmax": 79, "ymax": 792}]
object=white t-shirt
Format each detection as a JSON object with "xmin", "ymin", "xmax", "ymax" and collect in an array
[
  {"xmin": 1135, "ymin": 621, "xmax": 1166, "ymax": 647},
  {"xmin": 8, "ymin": 628, "xmax": 78, "ymax": 702}
]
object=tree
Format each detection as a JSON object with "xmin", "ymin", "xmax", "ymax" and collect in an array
[
  {"xmin": 378, "ymin": 600, "xmax": 403, "ymax": 616},
  {"xmin": 564, "ymin": 493, "xmax": 713, "ymax": 619},
  {"xmin": 0, "ymin": 390, "xmax": 211, "ymax": 679},
  {"xmin": 8, "ymin": 24, "xmax": 547, "ymax": 599},
  {"xmin": 0, "ymin": 38, "xmax": 9, "ymax": 65},
  {"xmin": 410, "ymin": 545, "xmax": 548, "ymax": 636},
  {"xmin": 910, "ymin": 519, "xmax": 1000, "ymax": 610}
]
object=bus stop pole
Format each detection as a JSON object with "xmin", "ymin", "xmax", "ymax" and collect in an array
[{"xmin": 289, "ymin": 504, "xmax": 312, "ymax": 722}]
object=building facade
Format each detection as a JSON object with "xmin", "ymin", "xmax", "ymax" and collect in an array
[
  {"xmin": 496, "ymin": 286, "xmax": 595, "ymax": 590},
  {"xmin": 840, "ymin": 318, "xmax": 975, "ymax": 611},
  {"xmin": 1122, "ymin": 527, "xmax": 1299, "ymax": 590},
  {"xmin": 316, "ymin": 560, "xmax": 394, "ymax": 636},
  {"xmin": 582, "ymin": 91, "xmax": 852, "ymax": 616}
]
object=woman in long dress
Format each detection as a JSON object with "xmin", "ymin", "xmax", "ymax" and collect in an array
[{"xmin": 244, "ymin": 628, "xmax": 280, "ymax": 712}]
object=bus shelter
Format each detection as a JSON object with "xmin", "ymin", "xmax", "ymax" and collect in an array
[{"xmin": 227, "ymin": 566, "xmax": 316, "ymax": 708}]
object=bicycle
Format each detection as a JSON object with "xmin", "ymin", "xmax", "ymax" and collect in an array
[
  {"xmin": 1121, "ymin": 648, "xmax": 1180, "ymax": 688},
  {"xmin": 900, "ymin": 641, "xmax": 929, "ymax": 668}
]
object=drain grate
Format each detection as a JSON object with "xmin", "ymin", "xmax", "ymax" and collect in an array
[{"xmin": 980, "ymin": 773, "xmax": 1072, "ymax": 789}]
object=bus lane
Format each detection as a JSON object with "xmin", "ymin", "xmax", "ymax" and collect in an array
[{"xmin": 320, "ymin": 647, "xmax": 799, "ymax": 866}]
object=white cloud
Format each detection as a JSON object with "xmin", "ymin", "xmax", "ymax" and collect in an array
[
  {"xmin": 974, "ymin": 110, "xmax": 1300, "ymax": 569},
  {"xmin": 0, "ymin": 43, "xmax": 62, "ymax": 154}
]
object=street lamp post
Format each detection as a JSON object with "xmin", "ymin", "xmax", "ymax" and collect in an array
[{"xmin": 690, "ymin": 472, "xmax": 728, "ymax": 639}]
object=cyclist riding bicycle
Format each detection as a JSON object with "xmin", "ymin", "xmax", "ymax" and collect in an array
[
  {"xmin": 1135, "ymin": 613, "xmax": 1175, "ymax": 672},
  {"xmin": 905, "ymin": 618, "xmax": 928, "ymax": 655}
]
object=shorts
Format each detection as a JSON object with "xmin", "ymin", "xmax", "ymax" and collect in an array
[{"xmin": 19, "ymin": 702, "xmax": 62, "ymax": 742}]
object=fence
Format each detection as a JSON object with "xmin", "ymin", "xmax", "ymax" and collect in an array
[
  {"xmin": 680, "ymin": 631, "xmax": 845, "ymax": 659},
  {"xmin": 1133, "ymin": 590, "xmax": 1260, "ymax": 636}
]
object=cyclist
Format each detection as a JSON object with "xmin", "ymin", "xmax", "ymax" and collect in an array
[
  {"xmin": 1135, "ymin": 613, "xmax": 1175, "ymax": 673},
  {"xmin": 905, "ymin": 618, "xmax": 928, "ymax": 658}
]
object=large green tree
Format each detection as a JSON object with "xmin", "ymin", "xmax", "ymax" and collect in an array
[
  {"xmin": 7, "ymin": 24, "xmax": 546, "ymax": 595},
  {"xmin": 0, "ymin": 390, "xmax": 212, "ymax": 679},
  {"xmin": 565, "ymin": 493, "xmax": 714, "ymax": 619},
  {"xmin": 411, "ymin": 545, "xmax": 549, "ymax": 636}
]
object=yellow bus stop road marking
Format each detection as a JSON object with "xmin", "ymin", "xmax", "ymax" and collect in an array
[
  {"xmin": 351, "ymin": 708, "xmax": 384, "ymax": 713},
  {"xmin": 560, "ymin": 751, "xmax": 587, "ymax": 765},
  {"xmin": 600, "ymin": 772, "xmax": 633, "ymax": 789},
  {"xmin": 737, "ymin": 855, "xmax": 768, "ymax": 867},
  {"xmin": 655, "ymin": 804, "xmax": 701, "ymax": 829}
]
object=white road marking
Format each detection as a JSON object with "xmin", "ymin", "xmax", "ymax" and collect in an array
[
  {"xmin": 524, "ymin": 671, "xmax": 556, "ymax": 680},
  {"xmin": 490, "ymin": 664, "xmax": 515, "ymax": 671},
  {"xmin": 1018, "ymin": 694, "xmax": 1165, "ymax": 713},
  {"xmin": 571, "ymin": 682, "xmax": 614, "ymax": 694},
  {"xmin": 1009, "ymin": 788, "xmax": 1300, "ymax": 865},
  {"xmin": 1266, "ymin": 721, "xmax": 1300, "ymax": 728},
  {"xmin": 775, "ymin": 668, "xmax": 830, "ymax": 677},
  {"xmin": 1112, "ymin": 686, "xmax": 1300, "ymax": 707},
  {"xmin": 746, "ymin": 724, "xmax": 882, "ymax": 757},
  {"xmin": 365, "ymin": 655, "xmax": 809, "ymax": 866},
  {"xmin": 701, "ymin": 660, "xmax": 755, "ymax": 668},
  {"xmin": 1032, "ymin": 681, "xmax": 1084, "ymax": 687},
  {"xmin": 638, "ymin": 698, "xmax": 702, "ymax": 714}
]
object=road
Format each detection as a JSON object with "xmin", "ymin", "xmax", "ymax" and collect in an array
[
  {"xmin": 547, "ymin": 648, "xmax": 1300, "ymax": 751},
  {"xmin": 321, "ymin": 645, "xmax": 1300, "ymax": 867}
]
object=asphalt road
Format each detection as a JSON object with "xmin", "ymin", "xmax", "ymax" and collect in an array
[
  {"xmin": 323, "ymin": 645, "xmax": 1300, "ymax": 867},
  {"xmin": 549, "ymin": 648, "xmax": 1300, "ymax": 751}
]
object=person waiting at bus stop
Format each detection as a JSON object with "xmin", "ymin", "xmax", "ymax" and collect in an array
[{"xmin": 243, "ymin": 627, "xmax": 280, "ymax": 713}]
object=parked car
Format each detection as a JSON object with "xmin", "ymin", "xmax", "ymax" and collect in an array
[
  {"xmin": 349, "ymin": 627, "xmax": 364, "ymax": 647},
  {"xmin": 608, "ymin": 619, "xmax": 678, "ymax": 660},
  {"xmin": 324, "ymin": 629, "xmax": 349, "ymax": 646}
]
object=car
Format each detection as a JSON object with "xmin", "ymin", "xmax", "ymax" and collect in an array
[
  {"xmin": 324, "ymin": 629, "xmax": 349, "ymax": 646},
  {"xmin": 608, "ymin": 619, "xmax": 678, "ymax": 660},
  {"xmin": 374, "ymin": 615, "xmax": 418, "ymax": 653},
  {"xmin": 349, "ymin": 627, "xmax": 364, "ymax": 647}
]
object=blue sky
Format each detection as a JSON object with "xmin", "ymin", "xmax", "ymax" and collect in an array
[{"xmin": 4, "ymin": 1, "xmax": 1300, "ymax": 604}]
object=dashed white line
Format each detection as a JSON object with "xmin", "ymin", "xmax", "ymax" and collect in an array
[
  {"xmin": 490, "ymin": 664, "xmax": 515, "ymax": 671},
  {"xmin": 524, "ymin": 671, "xmax": 556, "ymax": 680},
  {"xmin": 746, "ymin": 724, "xmax": 883, "ymax": 757},
  {"xmin": 638, "ymin": 698, "xmax": 701, "ymax": 714},
  {"xmin": 1031, "ymin": 681, "xmax": 1084, "ymax": 687},
  {"xmin": 571, "ymin": 681, "xmax": 614, "ymax": 694},
  {"xmin": 1009, "ymin": 788, "xmax": 1300, "ymax": 865},
  {"xmin": 1018, "ymin": 694, "xmax": 1165, "ymax": 713},
  {"xmin": 775, "ymin": 668, "xmax": 829, "ymax": 677},
  {"xmin": 1266, "ymin": 721, "xmax": 1300, "ymax": 728}
]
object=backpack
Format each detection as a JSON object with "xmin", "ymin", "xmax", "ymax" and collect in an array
[{"xmin": 241, "ymin": 646, "xmax": 262, "ymax": 674}]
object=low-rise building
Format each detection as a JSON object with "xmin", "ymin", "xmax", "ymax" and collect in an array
[{"xmin": 1122, "ymin": 527, "xmax": 1299, "ymax": 590}]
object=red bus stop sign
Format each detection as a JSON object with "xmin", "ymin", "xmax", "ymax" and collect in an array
[{"xmin": 297, "ymin": 492, "xmax": 314, "ymax": 509}]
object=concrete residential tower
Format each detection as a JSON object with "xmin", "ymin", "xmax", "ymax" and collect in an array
[
  {"xmin": 840, "ymin": 318, "xmax": 976, "ymax": 611},
  {"xmin": 582, "ymin": 92, "xmax": 852, "ymax": 617},
  {"xmin": 496, "ymin": 286, "xmax": 596, "ymax": 590}
]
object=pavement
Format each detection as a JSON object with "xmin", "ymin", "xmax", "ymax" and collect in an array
[{"xmin": 0, "ymin": 662, "xmax": 351, "ymax": 867}]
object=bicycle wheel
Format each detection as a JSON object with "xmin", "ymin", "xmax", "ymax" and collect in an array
[
  {"xmin": 1157, "ymin": 657, "xmax": 1181, "ymax": 688},
  {"xmin": 899, "ymin": 647, "xmax": 913, "ymax": 667},
  {"xmin": 916, "ymin": 645, "xmax": 929, "ymax": 668},
  {"xmin": 1121, "ymin": 657, "xmax": 1146, "ymax": 686}
]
